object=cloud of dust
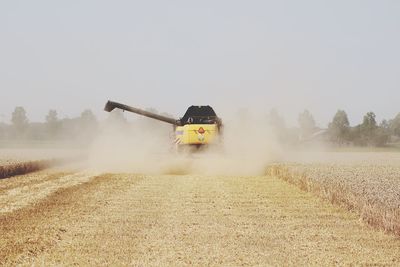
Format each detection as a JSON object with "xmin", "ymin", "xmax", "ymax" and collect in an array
[{"xmin": 87, "ymin": 109, "xmax": 283, "ymax": 176}]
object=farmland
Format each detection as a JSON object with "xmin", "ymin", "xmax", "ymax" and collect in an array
[
  {"xmin": 3, "ymin": 0, "xmax": 400, "ymax": 265},
  {"xmin": 269, "ymin": 163, "xmax": 400, "ymax": 235},
  {"xmin": 272, "ymin": 150, "xmax": 400, "ymax": 235},
  {"xmin": 1, "ymin": 152, "xmax": 400, "ymax": 265}
]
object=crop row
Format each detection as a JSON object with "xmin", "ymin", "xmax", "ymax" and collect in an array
[
  {"xmin": 268, "ymin": 163, "xmax": 400, "ymax": 236},
  {"xmin": 0, "ymin": 159, "xmax": 63, "ymax": 179}
]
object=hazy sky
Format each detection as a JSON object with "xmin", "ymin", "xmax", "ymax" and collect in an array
[{"xmin": 1, "ymin": 1, "xmax": 399, "ymax": 127}]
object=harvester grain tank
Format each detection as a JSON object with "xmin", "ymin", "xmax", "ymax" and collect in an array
[{"xmin": 104, "ymin": 100, "xmax": 222, "ymax": 148}]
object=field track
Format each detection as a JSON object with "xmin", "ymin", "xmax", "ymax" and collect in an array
[{"xmin": 1, "ymin": 173, "xmax": 400, "ymax": 265}]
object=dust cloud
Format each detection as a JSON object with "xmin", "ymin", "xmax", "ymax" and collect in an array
[{"xmin": 87, "ymin": 110, "xmax": 283, "ymax": 176}]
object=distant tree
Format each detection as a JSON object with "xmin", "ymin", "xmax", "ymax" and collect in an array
[
  {"xmin": 45, "ymin": 109, "xmax": 60, "ymax": 138},
  {"xmin": 298, "ymin": 110, "xmax": 316, "ymax": 139},
  {"xmin": 380, "ymin": 119, "xmax": 390, "ymax": 131},
  {"xmin": 78, "ymin": 109, "xmax": 98, "ymax": 140},
  {"xmin": 389, "ymin": 113, "xmax": 400, "ymax": 137},
  {"xmin": 58, "ymin": 117, "xmax": 80, "ymax": 140},
  {"xmin": 374, "ymin": 120, "xmax": 391, "ymax": 146},
  {"xmin": 361, "ymin": 112, "xmax": 377, "ymax": 131},
  {"xmin": 80, "ymin": 109, "xmax": 97, "ymax": 126},
  {"xmin": 11, "ymin": 106, "xmax": 29, "ymax": 137},
  {"xmin": 46, "ymin": 109, "xmax": 58, "ymax": 124},
  {"xmin": 26, "ymin": 122, "xmax": 47, "ymax": 140},
  {"xmin": 328, "ymin": 110, "xmax": 350, "ymax": 145},
  {"xmin": 359, "ymin": 112, "xmax": 377, "ymax": 145},
  {"xmin": 349, "ymin": 124, "xmax": 362, "ymax": 146},
  {"xmin": 351, "ymin": 112, "xmax": 389, "ymax": 147}
]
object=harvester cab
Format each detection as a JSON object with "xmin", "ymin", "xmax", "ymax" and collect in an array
[{"xmin": 104, "ymin": 100, "xmax": 222, "ymax": 149}]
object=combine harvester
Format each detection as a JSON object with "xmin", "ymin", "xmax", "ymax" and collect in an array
[{"xmin": 104, "ymin": 100, "xmax": 223, "ymax": 151}]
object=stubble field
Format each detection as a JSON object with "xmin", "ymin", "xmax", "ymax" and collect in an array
[{"xmin": 1, "ymin": 151, "xmax": 400, "ymax": 265}]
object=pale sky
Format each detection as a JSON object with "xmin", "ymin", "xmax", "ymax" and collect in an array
[{"xmin": 1, "ymin": 1, "xmax": 399, "ymax": 127}]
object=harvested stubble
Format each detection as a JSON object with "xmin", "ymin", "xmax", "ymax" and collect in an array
[
  {"xmin": 268, "ymin": 163, "xmax": 400, "ymax": 236},
  {"xmin": 0, "ymin": 159, "xmax": 59, "ymax": 179},
  {"xmin": 3, "ymin": 173, "xmax": 400, "ymax": 265}
]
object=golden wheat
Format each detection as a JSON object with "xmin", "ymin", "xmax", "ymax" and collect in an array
[
  {"xmin": 0, "ymin": 158, "xmax": 76, "ymax": 179},
  {"xmin": 268, "ymin": 163, "xmax": 400, "ymax": 235}
]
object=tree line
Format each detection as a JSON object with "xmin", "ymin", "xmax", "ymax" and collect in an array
[
  {"xmin": 0, "ymin": 107, "xmax": 123, "ymax": 142},
  {"xmin": 0, "ymin": 106, "xmax": 169, "ymax": 143},
  {"xmin": 1, "ymin": 106, "xmax": 400, "ymax": 147},
  {"xmin": 267, "ymin": 109, "xmax": 399, "ymax": 147}
]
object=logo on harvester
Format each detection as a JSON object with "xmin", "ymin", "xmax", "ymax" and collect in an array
[{"xmin": 197, "ymin": 127, "xmax": 205, "ymax": 142}]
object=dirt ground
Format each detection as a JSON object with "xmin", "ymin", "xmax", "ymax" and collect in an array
[{"xmin": 1, "ymin": 171, "xmax": 400, "ymax": 266}]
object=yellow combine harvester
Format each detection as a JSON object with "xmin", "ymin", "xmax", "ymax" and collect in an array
[{"xmin": 104, "ymin": 100, "xmax": 222, "ymax": 150}]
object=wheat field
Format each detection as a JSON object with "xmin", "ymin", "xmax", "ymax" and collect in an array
[
  {"xmin": 1, "ymin": 157, "xmax": 400, "ymax": 265},
  {"xmin": 268, "ymin": 162, "xmax": 400, "ymax": 236}
]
